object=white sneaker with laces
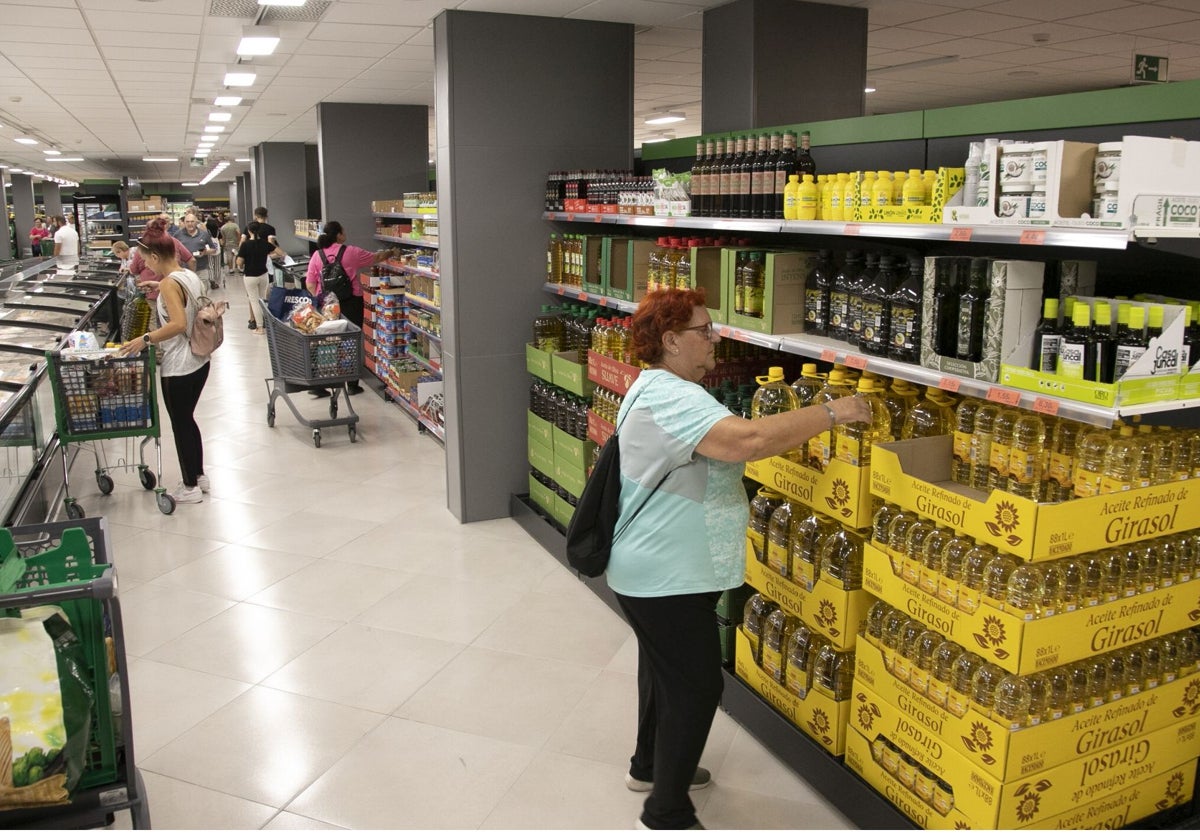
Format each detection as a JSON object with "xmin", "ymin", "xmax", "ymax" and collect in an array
[
  {"xmin": 196, "ymin": 475, "xmax": 210, "ymax": 493},
  {"xmin": 172, "ymin": 483, "xmax": 203, "ymax": 504}
]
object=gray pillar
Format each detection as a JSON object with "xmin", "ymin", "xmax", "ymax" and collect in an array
[
  {"xmin": 702, "ymin": 0, "xmax": 867, "ymax": 133},
  {"xmin": 235, "ymin": 173, "xmax": 251, "ymax": 225},
  {"xmin": 227, "ymin": 180, "xmax": 238, "ymax": 220},
  {"xmin": 11, "ymin": 174, "xmax": 34, "ymax": 258},
  {"xmin": 252, "ymin": 142, "xmax": 308, "ymax": 254},
  {"xmin": 0, "ymin": 179, "xmax": 9, "ymax": 260},
  {"xmin": 317, "ymin": 103, "xmax": 427, "ymax": 250},
  {"xmin": 304, "ymin": 143, "xmax": 321, "ymax": 220},
  {"xmin": 42, "ymin": 184, "xmax": 62, "ymax": 219},
  {"xmin": 435, "ymin": 9, "xmax": 633, "ymax": 522},
  {"xmin": 250, "ymin": 146, "xmax": 265, "ymax": 212}
]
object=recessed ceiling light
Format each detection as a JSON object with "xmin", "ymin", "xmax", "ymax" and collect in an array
[
  {"xmin": 181, "ymin": 182, "xmax": 201, "ymax": 187},
  {"xmin": 258, "ymin": 0, "xmax": 305, "ymax": 6},
  {"xmin": 56, "ymin": 157, "xmax": 84, "ymax": 162},
  {"xmin": 208, "ymin": 112, "xmax": 232, "ymax": 122},
  {"xmin": 14, "ymin": 137, "xmax": 38, "ymax": 145},
  {"xmin": 9, "ymin": 169, "xmax": 23, "ymax": 174},
  {"xmin": 197, "ymin": 143, "xmax": 214, "ymax": 149},
  {"xmin": 200, "ymin": 135, "xmax": 219, "ymax": 142},
  {"xmin": 223, "ymin": 69, "xmax": 256, "ymax": 87},
  {"xmin": 43, "ymin": 150, "xmax": 61, "ymax": 156},
  {"xmin": 865, "ymin": 87, "xmax": 876, "ymax": 93},
  {"xmin": 237, "ymin": 25, "xmax": 280, "ymax": 57},
  {"xmin": 642, "ymin": 136, "xmax": 672, "ymax": 144},
  {"xmin": 235, "ymin": 158, "xmax": 250, "ymax": 163},
  {"xmin": 643, "ymin": 111, "xmax": 685, "ymax": 126},
  {"xmin": 213, "ymin": 96, "xmax": 242, "ymax": 107},
  {"xmin": 142, "ymin": 157, "xmax": 178, "ymax": 162},
  {"xmin": 203, "ymin": 125, "xmax": 225, "ymax": 134}
]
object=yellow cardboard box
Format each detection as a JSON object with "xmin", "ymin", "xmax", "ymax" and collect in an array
[
  {"xmin": 844, "ymin": 725, "xmax": 1196, "ymax": 830},
  {"xmin": 745, "ymin": 454, "xmax": 872, "ymax": 529},
  {"xmin": 745, "ymin": 541, "xmax": 875, "ymax": 651},
  {"xmin": 870, "ymin": 437, "xmax": 1200, "ymax": 561},
  {"xmin": 734, "ymin": 627, "xmax": 850, "ymax": 756},
  {"xmin": 863, "ymin": 543, "xmax": 1200, "ymax": 673},
  {"xmin": 850, "ymin": 168, "xmax": 965, "ymax": 224},
  {"xmin": 850, "ymin": 678, "xmax": 1200, "ymax": 829},
  {"xmin": 854, "ymin": 633, "xmax": 1200, "ymax": 780}
]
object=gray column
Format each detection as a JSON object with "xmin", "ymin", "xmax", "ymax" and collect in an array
[
  {"xmin": 42, "ymin": 184, "xmax": 62, "ymax": 219},
  {"xmin": 252, "ymin": 142, "xmax": 308, "ymax": 254},
  {"xmin": 702, "ymin": 0, "xmax": 867, "ymax": 133},
  {"xmin": 227, "ymin": 180, "xmax": 239, "ymax": 220},
  {"xmin": 304, "ymin": 143, "xmax": 321, "ymax": 219},
  {"xmin": 235, "ymin": 173, "xmax": 251, "ymax": 226},
  {"xmin": 11, "ymin": 174, "xmax": 34, "ymax": 257},
  {"xmin": 317, "ymin": 103, "xmax": 427, "ymax": 250},
  {"xmin": 250, "ymin": 146, "xmax": 265, "ymax": 211},
  {"xmin": 0, "ymin": 179, "xmax": 9, "ymax": 260},
  {"xmin": 435, "ymin": 9, "xmax": 633, "ymax": 522}
]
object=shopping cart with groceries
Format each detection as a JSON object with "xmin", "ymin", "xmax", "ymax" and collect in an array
[{"xmin": 45, "ymin": 347, "xmax": 173, "ymax": 517}]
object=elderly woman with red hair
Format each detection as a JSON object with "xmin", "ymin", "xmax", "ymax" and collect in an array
[{"xmin": 608, "ymin": 288, "xmax": 869, "ymax": 830}]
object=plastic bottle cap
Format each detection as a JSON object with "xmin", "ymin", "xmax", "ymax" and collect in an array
[
  {"xmin": 788, "ymin": 174, "xmax": 799, "ymax": 183},
  {"xmin": 1073, "ymin": 302, "xmax": 1091, "ymax": 325},
  {"xmin": 802, "ymin": 363, "xmax": 818, "ymax": 375},
  {"xmin": 759, "ymin": 366, "xmax": 786, "ymax": 382}
]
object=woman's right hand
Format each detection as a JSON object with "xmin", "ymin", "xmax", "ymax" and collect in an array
[{"xmin": 827, "ymin": 395, "xmax": 874, "ymax": 426}]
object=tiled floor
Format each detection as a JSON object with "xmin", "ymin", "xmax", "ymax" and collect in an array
[{"xmin": 77, "ymin": 276, "xmax": 857, "ymax": 830}]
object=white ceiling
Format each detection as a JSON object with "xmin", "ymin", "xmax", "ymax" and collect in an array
[{"xmin": 0, "ymin": 0, "xmax": 1198, "ymax": 188}]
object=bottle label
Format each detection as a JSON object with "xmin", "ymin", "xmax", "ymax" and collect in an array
[
  {"xmin": 785, "ymin": 665, "xmax": 808, "ymax": 699},
  {"xmin": 1114, "ymin": 343, "xmax": 1147, "ymax": 380},
  {"xmin": 804, "ymin": 288, "xmax": 826, "ymax": 329},
  {"xmin": 848, "ymin": 298, "xmax": 863, "ymax": 334},
  {"xmin": 766, "ymin": 540, "xmax": 789, "ymax": 576},
  {"xmin": 1048, "ymin": 451, "xmax": 1074, "ymax": 486},
  {"xmin": 1099, "ymin": 475, "xmax": 1132, "ymax": 495},
  {"xmin": 746, "ymin": 286, "xmax": 765, "ymax": 318},
  {"xmin": 1060, "ymin": 340, "xmax": 1087, "ymax": 379},
  {"xmin": 751, "ymin": 169, "xmax": 767, "ymax": 197},
  {"xmin": 952, "ymin": 430, "xmax": 972, "ymax": 465},
  {"xmin": 809, "ymin": 431, "xmax": 832, "ymax": 469},
  {"xmin": 761, "ymin": 645, "xmax": 784, "ymax": 683},
  {"xmin": 860, "ymin": 300, "xmax": 884, "ymax": 343},
  {"xmin": 836, "ymin": 433, "xmax": 865, "ymax": 466},
  {"xmin": 956, "ymin": 304, "xmax": 981, "ymax": 358},
  {"xmin": 890, "ymin": 306, "xmax": 917, "ymax": 349},
  {"xmin": 747, "ymin": 529, "xmax": 766, "ymax": 562},
  {"xmin": 1074, "ymin": 467, "xmax": 1102, "ymax": 497},
  {"xmin": 1038, "ymin": 334, "xmax": 1061, "ymax": 373},
  {"xmin": 774, "ymin": 169, "xmax": 788, "ymax": 195},
  {"xmin": 989, "ymin": 442, "xmax": 1011, "ymax": 476},
  {"xmin": 1009, "ymin": 446, "xmax": 1037, "ymax": 482},
  {"xmin": 829, "ymin": 292, "xmax": 847, "ymax": 328}
]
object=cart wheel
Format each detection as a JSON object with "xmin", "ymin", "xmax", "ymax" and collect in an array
[
  {"xmin": 313, "ymin": 429, "xmax": 322, "ymax": 448},
  {"xmin": 157, "ymin": 492, "xmax": 176, "ymax": 515},
  {"xmin": 139, "ymin": 467, "xmax": 157, "ymax": 490},
  {"xmin": 97, "ymin": 473, "xmax": 115, "ymax": 495},
  {"xmin": 349, "ymin": 425, "xmax": 357, "ymax": 443},
  {"xmin": 267, "ymin": 406, "xmax": 276, "ymax": 428},
  {"xmin": 65, "ymin": 501, "xmax": 85, "ymax": 519}
]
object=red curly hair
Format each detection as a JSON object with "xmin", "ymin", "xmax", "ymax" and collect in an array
[{"xmin": 632, "ymin": 288, "xmax": 708, "ymax": 364}]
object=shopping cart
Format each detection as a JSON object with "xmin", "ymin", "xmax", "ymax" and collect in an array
[
  {"xmin": 0, "ymin": 517, "xmax": 150, "ymax": 829},
  {"xmin": 262, "ymin": 302, "xmax": 361, "ymax": 448},
  {"xmin": 45, "ymin": 348, "xmax": 173, "ymax": 517}
]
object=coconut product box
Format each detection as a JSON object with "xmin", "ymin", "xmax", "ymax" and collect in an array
[{"xmin": 870, "ymin": 436, "xmax": 1200, "ymax": 561}]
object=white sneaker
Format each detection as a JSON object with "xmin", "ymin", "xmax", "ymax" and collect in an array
[
  {"xmin": 196, "ymin": 475, "xmax": 210, "ymax": 493},
  {"xmin": 172, "ymin": 484, "xmax": 203, "ymax": 504}
]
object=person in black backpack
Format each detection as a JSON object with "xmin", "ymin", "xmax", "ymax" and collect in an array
[{"xmin": 305, "ymin": 221, "xmax": 396, "ymax": 396}]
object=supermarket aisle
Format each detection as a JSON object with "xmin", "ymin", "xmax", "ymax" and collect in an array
[{"xmin": 81, "ymin": 282, "xmax": 855, "ymax": 830}]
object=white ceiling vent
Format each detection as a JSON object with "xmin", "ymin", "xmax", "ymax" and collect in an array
[{"xmin": 209, "ymin": 0, "xmax": 333, "ymax": 24}]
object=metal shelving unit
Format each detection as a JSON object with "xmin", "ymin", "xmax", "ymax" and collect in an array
[{"xmin": 375, "ymin": 233, "xmax": 440, "ymax": 249}]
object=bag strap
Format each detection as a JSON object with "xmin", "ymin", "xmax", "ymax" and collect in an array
[
  {"xmin": 610, "ymin": 375, "xmax": 674, "ymax": 543},
  {"xmin": 333, "ymin": 245, "xmax": 346, "ymax": 267},
  {"xmin": 318, "ymin": 248, "xmax": 331, "ymax": 267}
]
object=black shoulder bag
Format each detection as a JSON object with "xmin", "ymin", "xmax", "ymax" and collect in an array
[{"xmin": 565, "ymin": 385, "xmax": 671, "ymax": 578}]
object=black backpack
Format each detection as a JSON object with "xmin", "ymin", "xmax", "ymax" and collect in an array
[{"xmin": 318, "ymin": 245, "xmax": 353, "ymax": 303}]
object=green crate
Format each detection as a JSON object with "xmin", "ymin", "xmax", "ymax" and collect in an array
[
  {"xmin": 529, "ymin": 473, "xmax": 557, "ymax": 515},
  {"xmin": 715, "ymin": 583, "xmax": 756, "ymax": 621},
  {"xmin": 717, "ymin": 617, "xmax": 737, "ymax": 667},
  {"xmin": 528, "ymin": 410, "xmax": 553, "ymax": 450},
  {"xmin": 551, "ymin": 352, "xmax": 593, "ymax": 398},
  {"xmin": 552, "ymin": 425, "xmax": 594, "ymax": 471},
  {"xmin": 526, "ymin": 343, "xmax": 553, "ymax": 382},
  {"xmin": 553, "ymin": 494, "xmax": 577, "ymax": 528},
  {"xmin": 552, "ymin": 455, "xmax": 587, "ymax": 499},
  {"xmin": 528, "ymin": 438, "xmax": 554, "ymax": 477}
]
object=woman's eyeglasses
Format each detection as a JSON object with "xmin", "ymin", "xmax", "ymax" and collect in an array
[{"xmin": 677, "ymin": 323, "xmax": 718, "ymax": 339}]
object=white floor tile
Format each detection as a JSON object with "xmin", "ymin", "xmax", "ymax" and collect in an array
[
  {"xmin": 262, "ymin": 811, "xmax": 345, "ymax": 830},
  {"xmin": 355, "ymin": 572, "xmax": 527, "ymax": 644},
  {"xmin": 118, "ymin": 770, "xmax": 277, "ymax": 829},
  {"xmin": 479, "ymin": 751, "xmax": 645, "ymax": 829},
  {"xmin": 150, "ymin": 542, "xmax": 321, "ymax": 601},
  {"xmin": 473, "ymin": 590, "xmax": 633, "ymax": 667},
  {"xmin": 126, "ymin": 658, "xmax": 252, "ymax": 758}
]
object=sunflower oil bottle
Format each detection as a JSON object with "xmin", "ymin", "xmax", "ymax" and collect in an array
[
  {"xmin": 766, "ymin": 498, "xmax": 795, "ymax": 578},
  {"xmin": 761, "ymin": 607, "xmax": 800, "ymax": 684},
  {"xmin": 1100, "ymin": 425, "xmax": 1139, "ymax": 494},
  {"xmin": 992, "ymin": 674, "xmax": 1032, "ymax": 730},
  {"xmin": 1006, "ymin": 562, "xmax": 1046, "ymax": 620},
  {"xmin": 988, "ymin": 410, "xmax": 1020, "ymax": 492},
  {"xmin": 812, "ymin": 643, "xmax": 856, "ymax": 700},
  {"xmin": 790, "ymin": 509, "xmax": 837, "ymax": 591},
  {"xmin": 951, "ymin": 397, "xmax": 982, "ymax": 485},
  {"xmin": 791, "ymin": 363, "xmax": 826, "ymax": 406},
  {"xmin": 920, "ymin": 527, "xmax": 953, "ymax": 597},
  {"xmin": 969, "ymin": 404, "xmax": 1000, "ymax": 491},
  {"xmin": 959, "ymin": 543, "xmax": 996, "ymax": 614},
  {"xmin": 1073, "ymin": 425, "xmax": 1112, "ymax": 498},
  {"xmin": 938, "ymin": 531, "xmax": 973, "ymax": 608},
  {"xmin": 883, "ymin": 379, "xmax": 919, "ymax": 441},
  {"xmin": 808, "ymin": 370, "xmax": 852, "ymax": 471},
  {"xmin": 834, "ymin": 378, "xmax": 892, "ymax": 467},
  {"xmin": 752, "ymin": 366, "xmax": 802, "ymax": 462},
  {"xmin": 749, "ymin": 487, "xmax": 786, "ymax": 564},
  {"xmin": 901, "ymin": 386, "xmax": 956, "ymax": 439},
  {"xmin": 819, "ymin": 527, "xmax": 864, "ymax": 590},
  {"xmin": 1008, "ymin": 412, "xmax": 1046, "ymax": 499},
  {"xmin": 981, "ymin": 553, "xmax": 1018, "ymax": 609},
  {"xmin": 901, "ymin": 519, "xmax": 936, "ymax": 587},
  {"xmin": 784, "ymin": 624, "xmax": 822, "ymax": 699},
  {"xmin": 1046, "ymin": 420, "xmax": 1083, "ymax": 502},
  {"xmin": 742, "ymin": 593, "xmax": 779, "ymax": 665}
]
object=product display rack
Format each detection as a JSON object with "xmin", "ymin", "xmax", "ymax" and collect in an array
[{"xmin": 515, "ymin": 202, "xmax": 1200, "ymax": 832}]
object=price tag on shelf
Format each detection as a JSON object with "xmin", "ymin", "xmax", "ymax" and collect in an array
[
  {"xmin": 938, "ymin": 376, "xmax": 961, "ymax": 393},
  {"xmin": 565, "ymin": 213, "xmax": 576, "ymax": 222},
  {"xmin": 1019, "ymin": 229, "xmax": 1046, "ymax": 246},
  {"xmin": 820, "ymin": 348, "xmax": 837, "ymax": 363},
  {"xmin": 718, "ymin": 326, "xmax": 732, "ymax": 338},
  {"xmin": 598, "ymin": 297, "xmax": 608, "ymax": 307},
  {"xmin": 843, "ymin": 224, "xmax": 862, "ymax": 236},
  {"xmin": 986, "ymin": 386, "xmax": 1022, "ymax": 407},
  {"xmin": 576, "ymin": 291, "xmax": 588, "ymax": 301},
  {"xmin": 556, "ymin": 285, "xmax": 565, "ymax": 296},
  {"xmin": 593, "ymin": 214, "xmax": 604, "ymax": 223},
  {"xmin": 728, "ymin": 329, "xmax": 745, "ymax": 343},
  {"xmin": 1032, "ymin": 396, "xmax": 1061, "ymax": 416},
  {"xmin": 845, "ymin": 354, "xmax": 868, "ymax": 370},
  {"xmin": 950, "ymin": 227, "xmax": 973, "ymax": 242}
]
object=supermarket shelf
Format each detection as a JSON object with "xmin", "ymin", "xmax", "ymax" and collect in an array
[
  {"xmin": 543, "ymin": 282, "xmax": 636, "ymax": 314},
  {"xmin": 543, "ymin": 212, "xmax": 1140, "ymax": 250},
  {"xmin": 419, "ymin": 411, "xmax": 445, "ymax": 441},
  {"xmin": 384, "ymin": 261, "xmax": 439, "ymax": 281},
  {"xmin": 408, "ymin": 350, "xmax": 442, "ymax": 375},
  {"xmin": 375, "ymin": 233, "xmax": 440, "ymax": 249},
  {"xmin": 373, "ymin": 211, "xmax": 438, "ymax": 221},
  {"xmin": 408, "ymin": 322, "xmax": 442, "ymax": 345},
  {"xmin": 387, "ymin": 385, "xmax": 445, "ymax": 441},
  {"xmin": 406, "ymin": 292, "xmax": 440, "ymax": 314},
  {"xmin": 295, "ymin": 233, "xmax": 319, "ymax": 243}
]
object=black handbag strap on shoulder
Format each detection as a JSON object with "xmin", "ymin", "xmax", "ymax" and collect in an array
[
  {"xmin": 317, "ymin": 244, "xmax": 346, "ymax": 267},
  {"xmin": 610, "ymin": 379, "xmax": 673, "ymax": 543}
]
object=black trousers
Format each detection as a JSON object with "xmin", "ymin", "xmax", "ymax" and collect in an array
[
  {"xmin": 616, "ymin": 590, "xmax": 723, "ymax": 830},
  {"xmin": 161, "ymin": 363, "xmax": 209, "ymax": 487}
]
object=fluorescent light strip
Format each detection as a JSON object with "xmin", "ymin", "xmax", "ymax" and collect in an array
[
  {"xmin": 213, "ymin": 96, "xmax": 242, "ymax": 107},
  {"xmin": 143, "ymin": 157, "xmax": 178, "ymax": 162},
  {"xmin": 14, "ymin": 137, "xmax": 38, "ymax": 145},
  {"xmin": 203, "ymin": 126, "xmax": 224, "ymax": 134},
  {"xmin": 43, "ymin": 150, "xmax": 61, "ymax": 156},
  {"xmin": 237, "ymin": 26, "xmax": 280, "ymax": 57},
  {"xmin": 224, "ymin": 71, "xmax": 256, "ymax": 87}
]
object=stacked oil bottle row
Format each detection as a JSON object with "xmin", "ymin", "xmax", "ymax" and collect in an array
[{"xmin": 646, "ymin": 236, "xmax": 749, "ymax": 293}]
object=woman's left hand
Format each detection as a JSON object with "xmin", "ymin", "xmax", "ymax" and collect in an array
[{"xmin": 116, "ymin": 335, "xmax": 147, "ymax": 358}]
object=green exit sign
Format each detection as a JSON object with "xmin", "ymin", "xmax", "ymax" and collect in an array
[{"xmin": 1133, "ymin": 54, "xmax": 1168, "ymax": 83}]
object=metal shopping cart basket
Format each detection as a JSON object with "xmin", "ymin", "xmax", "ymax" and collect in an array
[
  {"xmin": 45, "ymin": 348, "xmax": 173, "ymax": 517},
  {"xmin": 0, "ymin": 517, "xmax": 150, "ymax": 829},
  {"xmin": 262, "ymin": 302, "xmax": 360, "ymax": 448}
]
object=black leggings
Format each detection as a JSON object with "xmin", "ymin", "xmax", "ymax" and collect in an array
[
  {"xmin": 161, "ymin": 363, "xmax": 209, "ymax": 487},
  {"xmin": 616, "ymin": 590, "xmax": 724, "ymax": 830}
]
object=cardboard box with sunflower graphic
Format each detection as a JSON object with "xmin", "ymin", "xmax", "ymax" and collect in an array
[
  {"xmin": 870, "ymin": 436, "xmax": 1200, "ymax": 561},
  {"xmin": 863, "ymin": 543, "xmax": 1200, "ymax": 674},
  {"xmin": 733, "ymin": 626, "xmax": 852, "ymax": 756},
  {"xmin": 744, "ymin": 454, "xmax": 873, "ymax": 530},
  {"xmin": 745, "ymin": 540, "xmax": 877, "ymax": 653},
  {"xmin": 849, "ymin": 677, "xmax": 1200, "ymax": 829},
  {"xmin": 844, "ymin": 726, "xmax": 1197, "ymax": 830},
  {"xmin": 854, "ymin": 633, "xmax": 1200, "ymax": 782}
]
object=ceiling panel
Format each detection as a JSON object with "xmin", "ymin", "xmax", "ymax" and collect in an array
[
  {"xmin": 976, "ymin": 0, "xmax": 1135, "ymax": 21},
  {"xmin": 1058, "ymin": 5, "xmax": 1200, "ymax": 33},
  {"xmin": 323, "ymin": 0, "xmax": 453, "ymax": 26},
  {"xmin": 568, "ymin": 0, "xmax": 704, "ymax": 28},
  {"xmin": 307, "ymin": 22, "xmax": 425, "ymax": 43},
  {"xmin": 867, "ymin": 2, "xmax": 974, "ymax": 27}
]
